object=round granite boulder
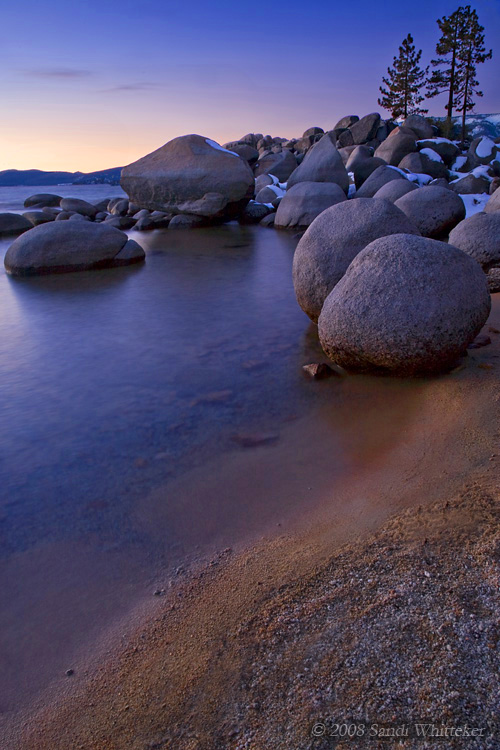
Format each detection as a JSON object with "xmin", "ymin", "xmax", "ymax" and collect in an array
[
  {"xmin": 485, "ymin": 189, "xmax": 500, "ymax": 214},
  {"xmin": 4, "ymin": 221, "xmax": 144, "ymax": 275},
  {"xmin": 121, "ymin": 134, "xmax": 255, "ymax": 221},
  {"xmin": 287, "ymin": 134, "xmax": 349, "ymax": 193},
  {"xmin": 24, "ymin": 193, "xmax": 62, "ymax": 208},
  {"xmin": 318, "ymin": 234, "xmax": 490, "ymax": 375},
  {"xmin": 448, "ymin": 212, "xmax": 500, "ymax": 269},
  {"xmin": 275, "ymin": 181, "xmax": 347, "ymax": 228},
  {"xmin": 356, "ymin": 165, "xmax": 406, "ymax": 198},
  {"xmin": 292, "ymin": 198, "xmax": 420, "ymax": 323},
  {"xmin": 59, "ymin": 198, "xmax": 99, "ymax": 219},
  {"xmin": 373, "ymin": 179, "xmax": 418, "ymax": 202},
  {"xmin": 0, "ymin": 213, "xmax": 33, "ymax": 237},
  {"xmin": 395, "ymin": 186, "xmax": 466, "ymax": 238},
  {"xmin": 374, "ymin": 130, "xmax": 417, "ymax": 166},
  {"xmin": 254, "ymin": 149, "xmax": 298, "ymax": 182}
]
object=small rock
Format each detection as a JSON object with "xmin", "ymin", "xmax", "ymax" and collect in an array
[
  {"xmin": 468, "ymin": 334, "xmax": 491, "ymax": 349},
  {"xmin": 302, "ymin": 363, "xmax": 339, "ymax": 379}
]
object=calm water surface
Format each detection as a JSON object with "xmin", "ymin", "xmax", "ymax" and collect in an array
[{"xmin": 0, "ymin": 186, "xmax": 424, "ymax": 716}]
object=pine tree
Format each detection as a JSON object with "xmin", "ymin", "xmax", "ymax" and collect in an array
[
  {"xmin": 455, "ymin": 7, "xmax": 492, "ymax": 142},
  {"xmin": 378, "ymin": 34, "xmax": 428, "ymax": 119},
  {"xmin": 427, "ymin": 6, "xmax": 492, "ymax": 140}
]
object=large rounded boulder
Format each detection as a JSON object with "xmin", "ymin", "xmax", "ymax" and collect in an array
[
  {"xmin": 120, "ymin": 134, "xmax": 255, "ymax": 220},
  {"xmin": 395, "ymin": 186, "xmax": 465, "ymax": 238},
  {"xmin": 287, "ymin": 134, "xmax": 349, "ymax": 193},
  {"xmin": 355, "ymin": 165, "xmax": 407, "ymax": 198},
  {"xmin": 373, "ymin": 179, "xmax": 418, "ymax": 202},
  {"xmin": 292, "ymin": 198, "xmax": 420, "ymax": 323},
  {"xmin": 448, "ymin": 212, "xmax": 500, "ymax": 269},
  {"xmin": 374, "ymin": 130, "xmax": 417, "ymax": 166},
  {"xmin": 318, "ymin": 234, "xmax": 490, "ymax": 376},
  {"xmin": 0, "ymin": 213, "xmax": 33, "ymax": 237},
  {"xmin": 275, "ymin": 181, "xmax": 347, "ymax": 228},
  {"xmin": 4, "ymin": 221, "xmax": 145, "ymax": 276}
]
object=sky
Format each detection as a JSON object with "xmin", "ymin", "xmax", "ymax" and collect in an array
[{"xmin": 0, "ymin": 0, "xmax": 499, "ymax": 172}]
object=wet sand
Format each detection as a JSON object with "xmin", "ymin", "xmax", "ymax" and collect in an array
[{"xmin": 3, "ymin": 301, "xmax": 500, "ymax": 749}]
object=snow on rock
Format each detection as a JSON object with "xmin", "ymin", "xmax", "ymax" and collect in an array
[
  {"xmin": 205, "ymin": 139, "xmax": 239, "ymax": 157},
  {"xmin": 420, "ymin": 148, "xmax": 444, "ymax": 163},
  {"xmin": 476, "ymin": 137, "xmax": 496, "ymax": 158},
  {"xmin": 417, "ymin": 137, "xmax": 455, "ymax": 146},
  {"xmin": 452, "ymin": 156, "xmax": 468, "ymax": 171},
  {"xmin": 460, "ymin": 193, "xmax": 490, "ymax": 218},
  {"xmin": 387, "ymin": 165, "xmax": 432, "ymax": 186}
]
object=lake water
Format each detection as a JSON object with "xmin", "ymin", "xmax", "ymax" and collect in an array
[{"xmin": 0, "ymin": 186, "xmax": 426, "ymax": 718}]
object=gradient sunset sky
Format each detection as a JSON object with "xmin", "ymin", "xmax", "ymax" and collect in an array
[{"xmin": 1, "ymin": 0, "xmax": 498, "ymax": 172}]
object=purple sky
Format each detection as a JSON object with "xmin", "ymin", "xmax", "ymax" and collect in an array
[{"xmin": 0, "ymin": 0, "xmax": 498, "ymax": 171}]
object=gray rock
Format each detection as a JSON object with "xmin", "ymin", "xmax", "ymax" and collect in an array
[
  {"xmin": 292, "ymin": 197, "xmax": 420, "ymax": 322},
  {"xmin": 338, "ymin": 145, "xmax": 358, "ymax": 165},
  {"xmin": 255, "ymin": 174, "xmax": 274, "ymax": 192},
  {"xmin": 3, "ymin": 221, "xmax": 142, "ymax": 275},
  {"xmin": 485, "ymin": 188, "xmax": 500, "ymax": 214},
  {"xmin": 416, "ymin": 139, "xmax": 459, "ymax": 166},
  {"xmin": 260, "ymin": 212, "xmax": 276, "ymax": 228},
  {"xmin": 104, "ymin": 215, "xmax": 136, "ymax": 230},
  {"xmin": 403, "ymin": 115, "xmax": 434, "ymax": 140},
  {"xmin": 0, "ymin": 213, "xmax": 33, "ymax": 237},
  {"xmin": 254, "ymin": 150, "xmax": 297, "ymax": 182},
  {"xmin": 395, "ymin": 186, "xmax": 466, "ymax": 238},
  {"xmin": 223, "ymin": 142, "xmax": 259, "ymax": 163},
  {"xmin": 255, "ymin": 185, "xmax": 284, "ymax": 207},
  {"xmin": 334, "ymin": 116, "xmax": 359, "ymax": 130},
  {"xmin": 239, "ymin": 202, "xmax": 272, "ymax": 224},
  {"xmin": 168, "ymin": 214, "xmax": 206, "ymax": 229},
  {"xmin": 374, "ymin": 130, "xmax": 417, "ymax": 166},
  {"xmin": 23, "ymin": 211, "xmax": 54, "ymax": 226},
  {"xmin": 318, "ymin": 233, "xmax": 490, "ymax": 375},
  {"xmin": 450, "ymin": 174, "xmax": 490, "ymax": 195},
  {"xmin": 95, "ymin": 212, "xmax": 108, "ymax": 221},
  {"xmin": 287, "ymin": 134, "xmax": 349, "ymax": 193},
  {"xmin": 275, "ymin": 181, "xmax": 347, "ymax": 229},
  {"xmin": 345, "ymin": 145, "xmax": 374, "ymax": 171},
  {"xmin": 469, "ymin": 136, "xmax": 497, "ymax": 166},
  {"xmin": 94, "ymin": 199, "xmax": 113, "ymax": 212},
  {"xmin": 429, "ymin": 178, "xmax": 452, "ymax": 189},
  {"xmin": 490, "ymin": 177, "xmax": 500, "ymax": 195},
  {"xmin": 24, "ymin": 193, "xmax": 62, "ymax": 208},
  {"xmin": 113, "ymin": 239, "xmax": 145, "ymax": 265},
  {"xmin": 337, "ymin": 129, "xmax": 355, "ymax": 148},
  {"xmin": 373, "ymin": 179, "xmax": 418, "ymax": 202},
  {"xmin": 121, "ymin": 134, "xmax": 254, "ymax": 220},
  {"xmin": 42, "ymin": 207, "xmax": 62, "ymax": 217},
  {"xmin": 110, "ymin": 199, "xmax": 129, "ymax": 216},
  {"xmin": 352, "ymin": 157, "xmax": 387, "ymax": 189},
  {"xmin": 398, "ymin": 151, "xmax": 449, "ymax": 180},
  {"xmin": 349, "ymin": 113, "xmax": 381, "ymax": 145},
  {"xmin": 448, "ymin": 212, "xmax": 500, "ymax": 269},
  {"xmin": 55, "ymin": 211, "xmax": 73, "ymax": 221},
  {"xmin": 356, "ymin": 165, "xmax": 406, "ymax": 198},
  {"xmin": 302, "ymin": 127, "xmax": 324, "ymax": 138},
  {"xmin": 68, "ymin": 213, "xmax": 90, "ymax": 222},
  {"xmin": 59, "ymin": 198, "xmax": 98, "ymax": 219},
  {"xmin": 135, "ymin": 216, "xmax": 157, "ymax": 231},
  {"xmin": 486, "ymin": 267, "xmax": 500, "ymax": 292}
]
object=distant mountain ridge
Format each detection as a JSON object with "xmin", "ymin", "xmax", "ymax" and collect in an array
[
  {"xmin": 0, "ymin": 166, "xmax": 122, "ymax": 187},
  {"xmin": 433, "ymin": 113, "xmax": 500, "ymax": 140}
]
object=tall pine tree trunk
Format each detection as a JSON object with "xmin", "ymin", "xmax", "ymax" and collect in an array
[
  {"xmin": 461, "ymin": 44, "xmax": 472, "ymax": 144},
  {"xmin": 446, "ymin": 22, "xmax": 458, "ymax": 125}
]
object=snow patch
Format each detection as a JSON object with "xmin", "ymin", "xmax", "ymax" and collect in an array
[
  {"xmin": 476, "ymin": 137, "xmax": 495, "ymax": 158},
  {"xmin": 205, "ymin": 139, "xmax": 238, "ymax": 157},
  {"xmin": 460, "ymin": 193, "xmax": 490, "ymax": 218},
  {"xmin": 452, "ymin": 156, "xmax": 467, "ymax": 171},
  {"xmin": 420, "ymin": 148, "xmax": 443, "ymax": 163},
  {"xmin": 417, "ymin": 137, "xmax": 454, "ymax": 145}
]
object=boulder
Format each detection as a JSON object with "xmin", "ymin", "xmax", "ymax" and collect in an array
[
  {"xmin": 448, "ymin": 212, "xmax": 500, "ymax": 269},
  {"xmin": 403, "ymin": 115, "xmax": 434, "ymax": 140},
  {"xmin": 398, "ymin": 152, "xmax": 449, "ymax": 180},
  {"xmin": 260, "ymin": 213, "xmax": 276, "ymax": 228},
  {"xmin": 135, "ymin": 216, "xmax": 157, "ymax": 231},
  {"xmin": 23, "ymin": 211, "xmax": 54, "ymax": 226},
  {"xmin": 486, "ymin": 267, "xmax": 500, "ymax": 293},
  {"xmin": 334, "ymin": 115, "xmax": 359, "ymax": 130},
  {"xmin": 349, "ymin": 113, "xmax": 381, "ymax": 145},
  {"xmin": 0, "ymin": 213, "xmax": 33, "ymax": 237},
  {"xmin": 59, "ymin": 198, "xmax": 98, "ymax": 219},
  {"xmin": 292, "ymin": 197, "xmax": 420, "ymax": 322},
  {"xmin": 68, "ymin": 213, "xmax": 90, "ymax": 222},
  {"xmin": 318, "ymin": 233, "xmax": 490, "ymax": 376},
  {"xmin": 287, "ymin": 134, "xmax": 349, "ymax": 193},
  {"xmin": 429, "ymin": 178, "xmax": 452, "ymax": 190},
  {"xmin": 302, "ymin": 127, "xmax": 324, "ymax": 138},
  {"xmin": 239, "ymin": 202, "xmax": 272, "ymax": 224},
  {"xmin": 450, "ymin": 174, "xmax": 490, "ymax": 195},
  {"xmin": 223, "ymin": 142, "xmax": 259, "ymax": 163},
  {"xmin": 469, "ymin": 136, "xmax": 497, "ymax": 166},
  {"xmin": 104, "ymin": 215, "xmax": 136, "ymax": 230},
  {"xmin": 356, "ymin": 165, "xmax": 406, "ymax": 198},
  {"xmin": 485, "ymin": 188, "xmax": 500, "ymax": 214},
  {"xmin": 121, "ymin": 134, "xmax": 254, "ymax": 221},
  {"xmin": 110, "ymin": 199, "xmax": 129, "ymax": 216},
  {"xmin": 275, "ymin": 181, "xmax": 347, "ymax": 229},
  {"xmin": 24, "ymin": 193, "xmax": 62, "ymax": 208},
  {"xmin": 345, "ymin": 145, "xmax": 374, "ymax": 171},
  {"xmin": 113, "ymin": 239, "xmax": 145, "ymax": 265},
  {"xmin": 416, "ymin": 139, "xmax": 459, "ymax": 166},
  {"xmin": 254, "ymin": 150, "xmax": 297, "ymax": 182},
  {"xmin": 54, "ymin": 211, "xmax": 73, "ymax": 221},
  {"xmin": 338, "ymin": 145, "xmax": 358, "ymax": 165},
  {"xmin": 168, "ymin": 214, "xmax": 205, "ymax": 229},
  {"xmin": 94, "ymin": 199, "xmax": 113, "ymax": 212},
  {"xmin": 42, "ymin": 207, "xmax": 62, "ymax": 217},
  {"xmin": 4, "ymin": 221, "xmax": 144, "ymax": 275},
  {"xmin": 395, "ymin": 186, "xmax": 466, "ymax": 238},
  {"xmin": 490, "ymin": 177, "xmax": 500, "ymax": 195},
  {"xmin": 373, "ymin": 179, "xmax": 418, "ymax": 202},
  {"xmin": 374, "ymin": 130, "xmax": 417, "ymax": 166},
  {"xmin": 337, "ymin": 130, "xmax": 355, "ymax": 148},
  {"xmin": 352, "ymin": 157, "xmax": 387, "ymax": 189},
  {"xmin": 255, "ymin": 185, "xmax": 284, "ymax": 207}
]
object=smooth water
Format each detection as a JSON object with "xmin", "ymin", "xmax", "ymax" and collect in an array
[{"xmin": 0, "ymin": 186, "xmax": 424, "ymax": 717}]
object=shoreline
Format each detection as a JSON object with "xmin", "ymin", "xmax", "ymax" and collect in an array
[{"xmin": 3, "ymin": 301, "xmax": 500, "ymax": 748}]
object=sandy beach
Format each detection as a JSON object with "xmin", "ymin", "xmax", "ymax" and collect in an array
[{"xmin": 1, "ymin": 296, "xmax": 498, "ymax": 749}]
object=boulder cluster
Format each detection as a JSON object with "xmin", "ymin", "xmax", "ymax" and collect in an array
[{"xmin": 3, "ymin": 193, "xmax": 145, "ymax": 275}]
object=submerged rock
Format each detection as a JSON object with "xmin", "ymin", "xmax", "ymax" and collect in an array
[
  {"xmin": 4, "ymin": 221, "xmax": 144, "ymax": 275},
  {"xmin": 121, "ymin": 134, "xmax": 255, "ymax": 221},
  {"xmin": 292, "ymin": 198, "xmax": 420, "ymax": 323},
  {"xmin": 318, "ymin": 234, "xmax": 490, "ymax": 376}
]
